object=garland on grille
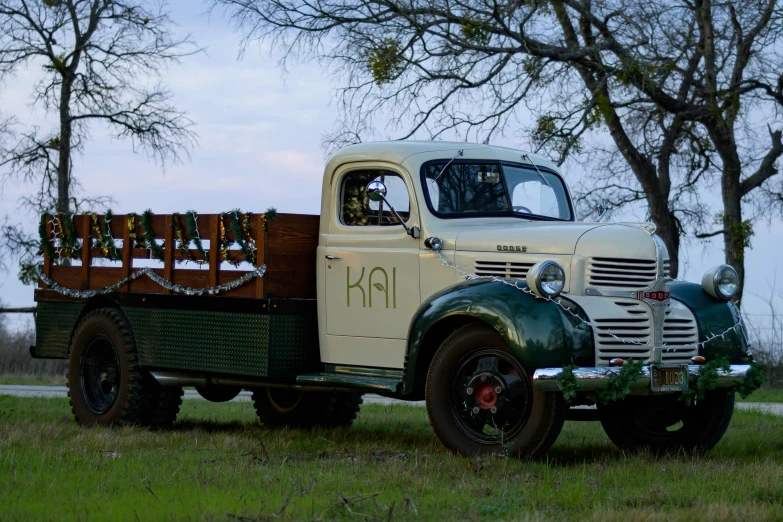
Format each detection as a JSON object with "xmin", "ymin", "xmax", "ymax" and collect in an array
[{"xmin": 36, "ymin": 264, "xmax": 266, "ymax": 298}]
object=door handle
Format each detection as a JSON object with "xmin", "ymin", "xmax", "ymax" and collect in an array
[{"xmin": 325, "ymin": 254, "xmax": 342, "ymax": 260}]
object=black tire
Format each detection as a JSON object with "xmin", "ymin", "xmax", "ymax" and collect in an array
[
  {"xmin": 598, "ymin": 388, "xmax": 735, "ymax": 454},
  {"xmin": 140, "ymin": 379, "xmax": 184, "ymax": 428},
  {"xmin": 325, "ymin": 392, "xmax": 364, "ymax": 427},
  {"xmin": 251, "ymin": 388, "xmax": 362, "ymax": 428},
  {"xmin": 67, "ymin": 308, "xmax": 148, "ymax": 427},
  {"xmin": 425, "ymin": 324, "xmax": 565, "ymax": 458}
]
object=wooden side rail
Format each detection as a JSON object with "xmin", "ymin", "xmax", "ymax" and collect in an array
[{"xmin": 38, "ymin": 212, "xmax": 319, "ymax": 299}]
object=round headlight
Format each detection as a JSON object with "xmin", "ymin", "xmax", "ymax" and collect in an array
[
  {"xmin": 701, "ymin": 264, "xmax": 739, "ymax": 300},
  {"xmin": 526, "ymin": 260, "xmax": 565, "ymax": 298}
]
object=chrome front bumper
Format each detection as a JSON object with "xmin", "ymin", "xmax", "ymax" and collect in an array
[{"xmin": 532, "ymin": 364, "xmax": 751, "ymax": 392}]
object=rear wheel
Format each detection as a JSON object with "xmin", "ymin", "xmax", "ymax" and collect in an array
[
  {"xmin": 67, "ymin": 309, "xmax": 148, "ymax": 426},
  {"xmin": 598, "ymin": 388, "xmax": 735, "ymax": 454},
  {"xmin": 251, "ymin": 388, "xmax": 362, "ymax": 428},
  {"xmin": 425, "ymin": 324, "xmax": 565, "ymax": 458}
]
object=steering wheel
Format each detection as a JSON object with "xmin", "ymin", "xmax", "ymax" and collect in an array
[{"xmin": 513, "ymin": 205, "xmax": 532, "ymax": 214}]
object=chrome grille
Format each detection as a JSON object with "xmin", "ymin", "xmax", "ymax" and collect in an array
[
  {"xmin": 664, "ymin": 259, "xmax": 671, "ymax": 279},
  {"xmin": 661, "ymin": 300, "xmax": 699, "ymax": 363},
  {"xmin": 587, "ymin": 257, "xmax": 657, "ymax": 290},
  {"xmin": 594, "ymin": 300, "xmax": 652, "ymax": 364},
  {"xmin": 475, "ymin": 260, "xmax": 534, "ymax": 279}
]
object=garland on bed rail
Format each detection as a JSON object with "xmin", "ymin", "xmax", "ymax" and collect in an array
[
  {"xmin": 36, "ymin": 264, "xmax": 266, "ymax": 298},
  {"xmin": 39, "ymin": 209, "xmax": 278, "ymax": 265}
]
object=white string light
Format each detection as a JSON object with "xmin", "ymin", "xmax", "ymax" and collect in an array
[{"xmin": 432, "ymin": 251, "xmax": 752, "ymax": 355}]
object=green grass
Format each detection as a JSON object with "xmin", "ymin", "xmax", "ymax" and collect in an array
[
  {"xmin": 737, "ymin": 387, "xmax": 783, "ymax": 402},
  {"xmin": 1, "ymin": 398, "xmax": 783, "ymax": 521}
]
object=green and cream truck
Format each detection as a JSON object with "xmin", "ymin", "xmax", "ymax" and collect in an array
[{"xmin": 31, "ymin": 141, "xmax": 758, "ymax": 458}]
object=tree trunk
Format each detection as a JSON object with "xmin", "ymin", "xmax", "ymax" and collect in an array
[
  {"xmin": 651, "ymin": 209, "xmax": 680, "ymax": 279},
  {"xmin": 722, "ymin": 173, "xmax": 745, "ymax": 304},
  {"xmin": 57, "ymin": 76, "xmax": 73, "ymax": 214}
]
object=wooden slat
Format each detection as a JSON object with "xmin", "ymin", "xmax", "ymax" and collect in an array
[
  {"xmin": 80, "ymin": 214, "xmax": 91, "ymax": 290},
  {"xmin": 40, "ymin": 215, "xmax": 52, "ymax": 289},
  {"xmin": 208, "ymin": 214, "xmax": 220, "ymax": 288},
  {"xmin": 255, "ymin": 213, "xmax": 265, "ymax": 298},
  {"xmin": 163, "ymin": 214, "xmax": 175, "ymax": 294},
  {"xmin": 120, "ymin": 214, "xmax": 132, "ymax": 292}
]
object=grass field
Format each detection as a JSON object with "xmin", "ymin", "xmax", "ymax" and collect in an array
[{"xmin": 1, "ymin": 397, "xmax": 783, "ymax": 521}]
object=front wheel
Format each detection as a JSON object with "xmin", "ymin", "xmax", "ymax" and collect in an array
[
  {"xmin": 425, "ymin": 324, "xmax": 565, "ymax": 458},
  {"xmin": 598, "ymin": 388, "xmax": 735, "ymax": 454}
]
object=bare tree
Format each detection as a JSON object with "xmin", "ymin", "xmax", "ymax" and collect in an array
[
  {"xmin": 213, "ymin": 0, "xmax": 783, "ymax": 301},
  {"xmin": 0, "ymin": 0, "xmax": 199, "ymax": 282}
]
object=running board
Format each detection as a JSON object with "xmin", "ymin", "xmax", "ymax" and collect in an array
[{"xmin": 295, "ymin": 373, "xmax": 401, "ymax": 394}]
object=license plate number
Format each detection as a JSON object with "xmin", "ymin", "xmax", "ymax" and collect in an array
[{"xmin": 650, "ymin": 365, "xmax": 688, "ymax": 392}]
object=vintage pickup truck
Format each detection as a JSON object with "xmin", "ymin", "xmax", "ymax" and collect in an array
[{"xmin": 31, "ymin": 141, "xmax": 756, "ymax": 457}]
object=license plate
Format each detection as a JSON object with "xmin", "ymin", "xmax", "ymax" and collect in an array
[{"xmin": 650, "ymin": 365, "xmax": 689, "ymax": 392}]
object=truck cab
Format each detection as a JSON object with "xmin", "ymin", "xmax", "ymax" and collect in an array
[{"xmin": 31, "ymin": 141, "xmax": 757, "ymax": 458}]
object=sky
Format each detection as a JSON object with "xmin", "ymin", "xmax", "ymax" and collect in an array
[{"xmin": 0, "ymin": 1, "xmax": 781, "ymax": 335}]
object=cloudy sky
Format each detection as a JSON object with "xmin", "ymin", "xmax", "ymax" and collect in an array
[{"xmin": 1, "ymin": 1, "xmax": 780, "ymax": 333}]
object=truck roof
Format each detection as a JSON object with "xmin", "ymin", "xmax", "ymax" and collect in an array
[{"xmin": 325, "ymin": 141, "xmax": 558, "ymax": 174}]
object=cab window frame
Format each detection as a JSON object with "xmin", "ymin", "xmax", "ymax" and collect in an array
[
  {"xmin": 419, "ymin": 158, "xmax": 575, "ymax": 221},
  {"xmin": 337, "ymin": 168, "xmax": 413, "ymax": 227}
]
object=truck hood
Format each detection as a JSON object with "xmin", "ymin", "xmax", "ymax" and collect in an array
[{"xmin": 455, "ymin": 221, "xmax": 610, "ymax": 255}]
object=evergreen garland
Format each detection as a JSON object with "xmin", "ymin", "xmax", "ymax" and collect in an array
[
  {"xmin": 102, "ymin": 210, "xmax": 120, "ymax": 260},
  {"xmin": 735, "ymin": 360, "xmax": 767, "ymax": 399},
  {"xmin": 556, "ymin": 359, "xmax": 644, "ymax": 405},
  {"xmin": 185, "ymin": 211, "xmax": 208, "ymax": 262},
  {"xmin": 680, "ymin": 355, "xmax": 767, "ymax": 404},
  {"xmin": 587, "ymin": 359, "xmax": 644, "ymax": 405},
  {"xmin": 229, "ymin": 209, "xmax": 256, "ymax": 265},
  {"xmin": 91, "ymin": 211, "xmax": 119, "ymax": 260},
  {"xmin": 141, "ymin": 209, "xmax": 165, "ymax": 262},
  {"xmin": 263, "ymin": 207, "xmax": 277, "ymax": 231},
  {"xmin": 556, "ymin": 364, "xmax": 580, "ymax": 403},
  {"xmin": 39, "ymin": 214, "xmax": 56, "ymax": 260},
  {"xmin": 61, "ymin": 213, "xmax": 82, "ymax": 259}
]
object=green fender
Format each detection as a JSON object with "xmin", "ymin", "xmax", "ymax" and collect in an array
[
  {"xmin": 402, "ymin": 279, "xmax": 594, "ymax": 395},
  {"xmin": 669, "ymin": 282, "xmax": 751, "ymax": 363}
]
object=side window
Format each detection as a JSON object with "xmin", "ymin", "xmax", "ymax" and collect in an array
[{"xmin": 341, "ymin": 170, "xmax": 411, "ymax": 226}]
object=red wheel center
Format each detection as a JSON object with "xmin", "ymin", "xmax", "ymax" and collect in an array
[{"xmin": 475, "ymin": 384, "xmax": 497, "ymax": 409}]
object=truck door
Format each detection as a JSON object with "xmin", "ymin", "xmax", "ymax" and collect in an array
[{"xmin": 322, "ymin": 166, "xmax": 421, "ymax": 369}]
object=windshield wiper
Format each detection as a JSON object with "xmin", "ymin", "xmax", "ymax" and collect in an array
[
  {"xmin": 522, "ymin": 154, "xmax": 551, "ymax": 188},
  {"xmin": 433, "ymin": 149, "xmax": 464, "ymax": 181}
]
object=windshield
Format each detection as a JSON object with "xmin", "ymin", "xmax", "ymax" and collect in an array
[{"xmin": 422, "ymin": 161, "xmax": 572, "ymax": 220}]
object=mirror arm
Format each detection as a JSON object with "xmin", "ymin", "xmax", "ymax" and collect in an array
[{"xmin": 377, "ymin": 195, "xmax": 420, "ymax": 239}]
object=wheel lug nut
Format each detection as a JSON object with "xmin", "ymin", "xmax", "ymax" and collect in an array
[
  {"xmin": 472, "ymin": 407, "xmax": 480, "ymax": 414},
  {"xmin": 466, "ymin": 387, "xmax": 473, "ymax": 395},
  {"xmin": 490, "ymin": 406, "xmax": 497, "ymax": 414},
  {"xmin": 495, "ymin": 386, "xmax": 502, "ymax": 394}
]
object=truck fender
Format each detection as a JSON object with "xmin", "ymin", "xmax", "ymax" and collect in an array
[
  {"xmin": 401, "ymin": 279, "xmax": 594, "ymax": 396},
  {"xmin": 669, "ymin": 282, "xmax": 751, "ymax": 363}
]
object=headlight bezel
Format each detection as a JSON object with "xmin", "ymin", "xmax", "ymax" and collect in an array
[
  {"xmin": 701, "ymin": 264, "xmax": 739, "ymax": 300},
  {"xmin": 526, "ymin": 260, "xmax": 566, "ymax": 298}
]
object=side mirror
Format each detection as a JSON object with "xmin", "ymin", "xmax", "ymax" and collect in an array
[
  {"xmin": 364, "ymin": 179, "xmax": 420, "ymax": 239},
  {"xmin": 366, "ymin": 180, "xmax": 387, "ymax": 202}
]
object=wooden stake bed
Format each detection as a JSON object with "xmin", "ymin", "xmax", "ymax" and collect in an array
[{"xmin": 36, "ymin": 212, "xmax": 319, "ymax": 300}]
